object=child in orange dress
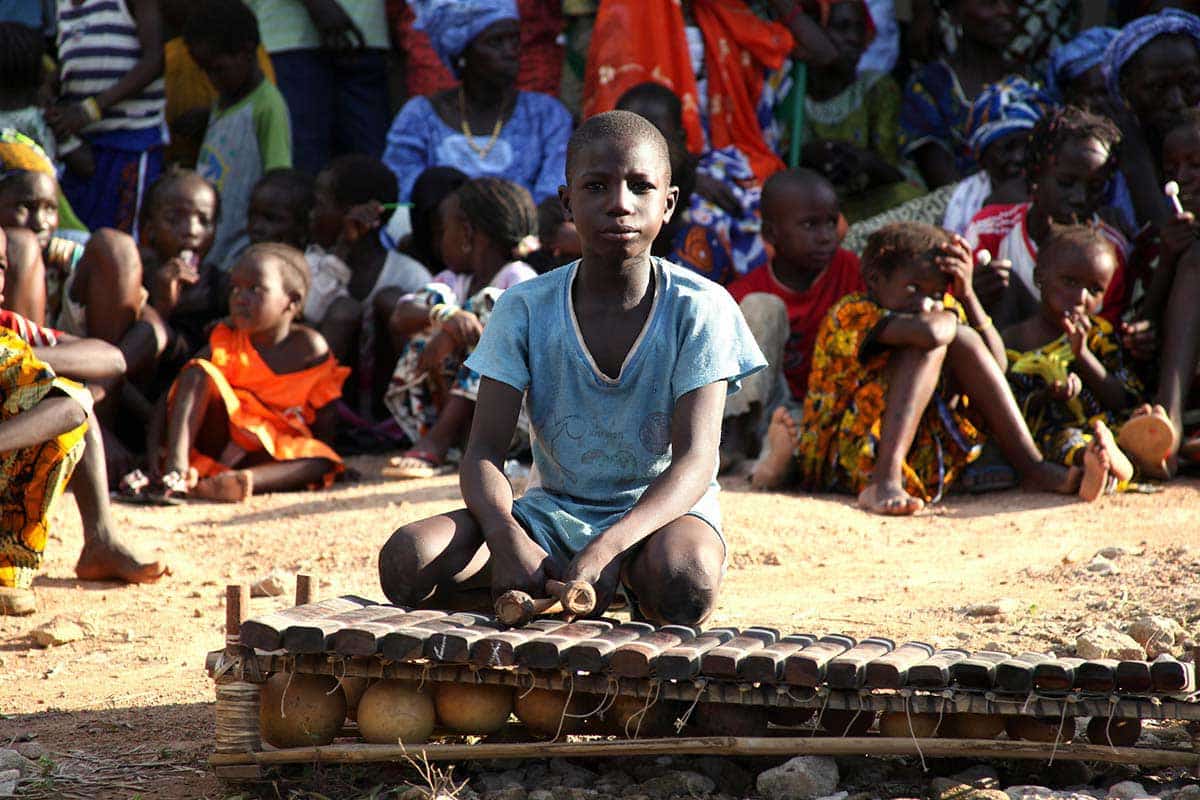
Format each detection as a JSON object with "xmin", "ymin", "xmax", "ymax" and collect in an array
[{"xmin": 143, "ymin": 242, "xmax": 348, "ymax": 502}]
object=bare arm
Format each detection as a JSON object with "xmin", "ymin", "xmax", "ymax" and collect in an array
[
  {"xmin": 0, "ymin": 395, "xmax": 87, "ymax": 452},
  {"xmin": 562, "ymin": 381, "xmax": 726, "ymax": 597},
  {"xmin": 912, "ymin": 143, "xmax": 961, "ymax": 190},
  {"xmin": 873, "ymin": 310, "xmax": 959, "ymax": 350},
  {"xmin": 767, "ymin": 0, "xmax": 838, "ymax": 66},
  {"xmin": 389, "ymin": 300, "xmax": 436, "ymax": 339},
  {"xmin": 33, "ymin": 337, "xmax": 126, "ymax": 382},
  {"xmin": 96, "ymin": 0, "xmax": 164, "ymax": 112}
]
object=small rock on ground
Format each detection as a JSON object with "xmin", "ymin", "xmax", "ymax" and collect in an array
[
  {"xmin": 965, "ymin": 599, "xmax": 1019, "ymax": 618},
  {"xmin": 757, "ymin": 756, "xmax": 839, "ymax": 800},
  {"xmin": 250, "ymin": 571, "xmax": 288, "ymax": 597},
  {"xmin": 30, "ymin": 616, "xmax": 86, "ymax": 648},
  {"xmin": 527, "ymin": 791, "xmax": 554, "ymax": 800},
  {"xmin": 1006, "ymin": 787, "xmax": 1103, "ymax": 800},
  {"xmin": 0, "ymin": 751, "xmax": 36, "ymax": 778},
  {"xmin": 950, "ymin": 766, "xmax": 1001, "ymax": 789},
  {"xmin": 638, "ymin": 770, "xmax": 715, "ymax": 798},
  {"xmin": 1126, "ymin": 615, "xmax": 1185, "ymax": 657},
  {"xmin": 1086, "ymin": 556, "xmax": 1118, "ymax": 575},
  {"xmin": 1076, "ymin": 625, "xmax": 1145, "ymax": 660},
  {"xmin": 0, "ymin": 769, "xmax": 18, "ymax": 798},
  {"xmin": 1106, "ymin": 781, "xmax": 1152, "ymax": 800}
]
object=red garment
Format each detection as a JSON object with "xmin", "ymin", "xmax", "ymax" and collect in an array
[
  {"xmin": 728, "ymin": 248, "xmax": 864, "ymax": 398},
  {"xmin": 0, "ymin": 310, "xmax": 60, "ymax": 347},
  {"xmin": 388, "ymin": 0, "xmax": 565, "ymax": 98},
  {"xmin": 964, "ymin": 202, "xmax": 1131, "ymax": 324},
  {"xmin": 584, "ymin": 0, "xmax": 793, "ymax": 181}
]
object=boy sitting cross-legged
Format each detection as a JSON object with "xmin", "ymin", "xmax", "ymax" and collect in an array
[{"xmin": 378, "ymin": 111, "xmax": 766, "ymax": 625}]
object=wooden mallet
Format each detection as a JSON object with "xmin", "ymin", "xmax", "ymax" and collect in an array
[{"xmin": 495, "ymin": 579, "xmax": 596, "ymax": 627}]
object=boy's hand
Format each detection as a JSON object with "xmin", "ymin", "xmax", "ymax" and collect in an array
[
  {"xmin": 151, "ymin": 253, "xmax": 200, "ymax": 312},
  {"xmin": 1049, "ymin": 372, "xmax": 1083, "ymax": 402},
  {"xmin": 1119, "ymin": 318, "xmax": 1156, "ymax": 361},
  {"xmin": 694, "ymin": 173, "xmax": 741, "ymax": 216},
  {"xmin": 1160, "ymin": 212, "xmax": 1196, "ymax": 264},
  {"xmin": 488, "ymin": 521, "xmax": 556, "ymax": 599},
  {"xmin": 441, "ymin": 310, "xmax": 484, "ymax": 348},
  {"xmin": 337, "ymin": 201, "xmax": 383, "ymax": 249},
  {"xmin": 972, "ymin": 258, "xmax": 1012, "ymax": 310},
  {"xmin": 1062, "ymin": 310, "xmax": 1092, "ymax": 357},
  {"xmin": 935, "ymin": 235, "xmax": 975, "ymax": 299},
  {"xmin": 303, "ymin": 0, "xmax": 365, "ymax": 52},
  {"xmin": 563, "ymin": 539, "xmax": 623, "ymax": 615}
]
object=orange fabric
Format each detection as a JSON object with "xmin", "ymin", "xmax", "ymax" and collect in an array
[
  {"xmin": 171, "ymin": 323, "xmax": 349, "ymax": 486},
  {"xmin": 583, "ymin": 0, "xmax": 793, "ymax": 181}
]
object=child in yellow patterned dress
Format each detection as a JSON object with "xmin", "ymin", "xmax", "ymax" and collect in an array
[
  {"xmin": 1002, "ymin": 225, "xmax": 1169, "ymax": 500},
  {"xmin": 787, "ymin": 222, "xmax": 1080, "ymax": 515}
]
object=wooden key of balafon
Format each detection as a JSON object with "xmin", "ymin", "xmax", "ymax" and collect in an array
[
  {"xmin": 700, "ymin": 627, "xmax": 781, "ymax": 678},
  {"xmin": 657, "ymin": 627, "xmax": 741, "ymax": 680},
  {"xmin": 827, "ymin": 637, "xmax": 896, "ymax": 689},
  {"xmin": 951, "ymin": 650, "xmax": 1010, "ymax": 689},
  {"xmin": 864, "ymin": 641, "xmax": 934, "ymax": 689},
  {"xmin": 469, "ymin": 619, "xmax": 573, "ymax": 668},
  {"xmin": 281, "ymin": 604, "xmax": 405, "ymax": 654},
  {"xmin": 379, "ymin": 612, "xmax": 492, "ymax": 662},
  {"xmin": 1151, "ymin": 654, "xmax": 1196, "ymax": 693},
  {"xmin": 425, "ymin": 618, "xmax": 506, "ymax": 663},
  {"xmin": 1033, "ymin": 657, "xmax": 1084, "ymax": 692},
  {"xmin": 495, "ymin": 579, "xmax": 597, "ymax": 627},
  {"xmin": 783, "ymin": 634, "xmax": 857, "ymax": 687},
  {"xmin": 609, "ymin": 625, "xmax": 700, "ymax": 678},
  {"xmin": 332, "ymin": 610, "xmax": 446, "ymax": 656},
  {"xmin": 564, "ymin": 621, "xmax": 656, "ymax": 672},
  {"xmin": 1116, "ymin": 657, "xmax": 1157, "ymax": 694},
  {"xmin": 515, "ymin": 619, "xmax": 619, "ymax": 669},
  {"xmin": 1075, "ymin": 659, "xmax": 1119, "ymax": 692},
  {"xmin": 908, "ymin": 648, "xmax": 969, "ymax": 688},
  {"xmin": 737, "ymin": 634, "xmax": 815, "ymax": 683},
  {"xmin": 994, "ymin": 652, "xmax": 1053, "ymax": 694},
  {"xmin": 238, "ymin": 595, "xmax": 376, "ymax": 651}
]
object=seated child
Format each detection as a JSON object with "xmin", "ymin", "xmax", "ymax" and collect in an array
[
  {"xmin": 719, "ymin": 168, "xmax": 864, "ymax": 484},
  {"xmin": 526, "ymin": 195, "xmax": 581, "ymax": 273},
  {"xmin": 187, "ymin": 0, "xmax": 291, "ymax": 270},
  {"xmin": 765, "ymin": 222, "xmax": 1080, "ymax": 516},
  {"xmin": 382, "ymin": 177, "xmax": 539, "ymax": 479},
  {"xmin": 965, "ymin": 106, "xmax": 1131, "ymax": 329},
  {"xmin": 378, "ymin": 111, "xmax": 766, "ymax": 624},
  {"xmin": 800, "ymin": 0, "xmax": 923, "ymax": 222},
  {"xmin": 246, "ymin": 168, "xmax": 313, "ymax": 251},
  {"xmin": 0, "ymin": 232, "xmax": 92, "ymax": 614},
  {"xmin": 1002, "ymin": 225, "xmax": 1170, "ymax": 495},
  {"xmin": 140, "ymin": 243, "xmax": 348, "ymax": 502}
]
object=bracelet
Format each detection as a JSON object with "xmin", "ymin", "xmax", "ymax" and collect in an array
[
  {"xmin": 427, "ymin": 303, "xmax": 458, "ymax": 324},
  {"xmin": 81, "ymin": 96, "xmax": 102, "ymax": 123}
]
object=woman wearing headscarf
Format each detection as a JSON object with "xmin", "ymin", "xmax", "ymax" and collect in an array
[
  {"xmin": 1045, "ymin": 27, "xmax": 1119, "ymax": 109},
  {"xmin": 382, "ymin": 0, "xmax": 573, "ymax": 204}
]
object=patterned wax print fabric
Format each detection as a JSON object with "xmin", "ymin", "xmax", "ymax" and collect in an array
[
  {"xmin": 1045, "ymin": 27, "xmax": 1118, "ymax": 100},
  {"xmin": 796, "ymin": 293, "xmax": 984, "ymax": 501},
  {"xmin": 900, "ymin": 60, "xmax": 975, "ymax": 177},
  {"xmin": 384, "ymin": 92, "xmax": 572, "ymax": 204},
  {"xmin": 172, "ymin": 323, "xmax": 349, "ymax": 487},
  {"xmin": 196, "ymin": 80, "xmax": 292, "ymax": 270},
  {"xmin": 965, "ymin": 76, "xmax": 1052, "ymax": 161},
  {"xmin": 383, "ymin": 262, "xmax": 536, "ymax": 443},
  {"xmin": 0, "ymin": 329, "xmax": 88, "ymax": 589},
  {"xmin": 464, "ymin": 257, "xmax": 766, "ymax": 563},
  {"xmin": 674, "ymin": 145, "xmax": 770, "ymax": 283},
  {"xmin": 1006, "ymin": 316, "xmax": 1141, "ymax": 467}
]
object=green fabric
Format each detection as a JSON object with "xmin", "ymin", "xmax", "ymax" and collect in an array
[{"xmin": 804, "ymin": 71, "xmax": 901, "ymax": 165}]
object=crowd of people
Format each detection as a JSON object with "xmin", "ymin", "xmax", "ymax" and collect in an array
[{"xmin": 1, "ymin": 0, "xmax": 1199, "ymax": 623}]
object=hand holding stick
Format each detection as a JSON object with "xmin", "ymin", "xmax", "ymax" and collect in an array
[{"xmin": 495, "ymin": 579, "xmax": 597, "ymax": 627}]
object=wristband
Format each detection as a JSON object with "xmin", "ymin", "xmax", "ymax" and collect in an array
[
  {"xmin": 81, "ymin": 96, "xmax": 102, "ymax": 123},
  {"xmin": 427, "ymin": 303, "xmax": 458, "ymax": 324}
]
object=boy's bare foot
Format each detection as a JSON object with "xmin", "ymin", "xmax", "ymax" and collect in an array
[
  {"xmin": 750, "ymin": 407, "xmax": 798, "ymax": 490},
  {"xmin": 191, "ymin": 470, "xmax": 254, "ymax": 502},
  {"xmin": 1118, "ymin": 404, "xmax": 1177, "ymax": 480},
  {"xmin": 1078, "ymin": 422, "xmax": 1130, "ymax": 503},
  {"xmin": 75, "ymin": 536, "xmax": 170, "ymax": 583},
  {"xmin": 857, "ymin": 481, "xmax": 924, "ymax": 516}
]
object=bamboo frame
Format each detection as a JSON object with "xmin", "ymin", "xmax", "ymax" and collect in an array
[{"xmin": 209, "ymin": 736, "xmax": 1200, "ymax": 769}]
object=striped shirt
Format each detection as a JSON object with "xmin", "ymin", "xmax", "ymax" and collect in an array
[
  {"xmin": 57, "ymin": 0, "xmax": 165, "ymax": 134},
  {"xmin": 0, "ymin": 310, "xmax": 61, "ymax": 348}
]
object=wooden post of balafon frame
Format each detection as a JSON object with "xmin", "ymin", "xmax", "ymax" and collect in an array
[
  {"xmin": 212, "ymin": 583, "xmax": 263, "ymax": 780},
  {"xmin": 296, "ymin": 573, "xmax": 316, "ymax": 607}
]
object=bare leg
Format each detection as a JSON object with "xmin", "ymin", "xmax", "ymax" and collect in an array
[
  {"xmin": 944, "ymin": 326, "xmax": 1077, "ymax": 493},
  {"xmin": 1152, "ymin": 256, "xmax": 1200, "ymax": 474},
  {"xmin": 623, "ymin": 515, "xmax": 725, "ymax": 626},
  {"xmin": 162, "ymin": 365, "xmax": 220, "ymax": 475},
  {"xmin": 377, "ymin": 508, "xmax": 491, "ymax": 606},
  {"xmin": 3, "ymin": 228, "xmax": 46, "ymax": 324},
  {"xmin": 71, "ymin": 229, "xmax": 145, "ymax": 345},
  {"xmin": 319, "ymin": 296, "xmax": 362, "ymax": 373},
  {"xmin": 750, "ymin": 406, "xmax": 799, "ymax": 490},
  {"xmin": 858, "ymin": 345, "xmax": 946, "ymax": 516},
  {"xmin": 73, "ymin": 413, "xmax": 170, "ymax": 582}
]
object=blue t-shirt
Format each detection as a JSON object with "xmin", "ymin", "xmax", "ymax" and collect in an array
[{"xmin": 464, "ymin": 258, "xmax": 766, "ymax": 562}]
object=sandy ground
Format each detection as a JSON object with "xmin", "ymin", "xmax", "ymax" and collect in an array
[{"xmin": 2, "ymin": 457, "xmax": 1199, "ymax": 799}]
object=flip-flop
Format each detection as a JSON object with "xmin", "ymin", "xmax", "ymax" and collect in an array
[
  {"xmin": 381, "ymin": 449, "xmax": 444, "ymax": 480},
  {"xmin": 113, "ymin": 469, "xmax": 160, "ymax": 506},
  {"xmin": 1117, "ymin": 413, "xmax": 1176, "ymax": 479}
]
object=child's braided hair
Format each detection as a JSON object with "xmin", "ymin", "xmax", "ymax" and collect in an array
[
  {"xmin": 455, "ymin": 177, "xmax": 538, "ymax": 259},
  {"xmin": 1025, "ymin": 105, "xmax": 1121, "ymax": 187}
]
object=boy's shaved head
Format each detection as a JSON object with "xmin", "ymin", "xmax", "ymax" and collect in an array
[
  {"xmin": 566, "ymin": 110, "xmax": 672, "ymax": 184},
  {"xmin": 761, "ymin": 168, "xmax": 836, "ymax": 215}
]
